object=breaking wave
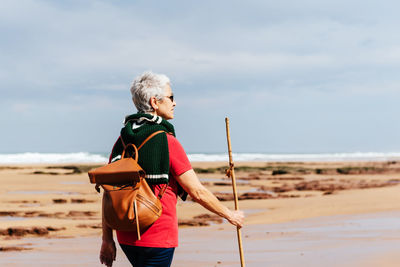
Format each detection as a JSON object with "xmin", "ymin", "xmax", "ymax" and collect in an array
[{"xmin": 1, "ymin": 152, "xmax": 400, "ymax": 164}]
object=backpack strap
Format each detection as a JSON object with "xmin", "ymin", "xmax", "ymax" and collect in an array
[
  {"xmin": 137, "ymin": 130, "xmax": 165, "ymax": 151},
  {"xmin": 157, "ymin": 184, "xmax": 168, "ymax": 199},
  {"xmin": 122, "ymin": 130, "xmax": 169, "ymax": 199},
  {"xmin": 119, "ymin": 135, "xmax": 126, "ymax": 148},
  {"xmin": 120, "ymin": 130, "xmax": 165, "ymax": 150}
]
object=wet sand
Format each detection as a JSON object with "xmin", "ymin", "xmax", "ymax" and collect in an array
[
  {"xmin": 0, "ymin": 211, "xmax": 399, "ymax": 266},
  {"xmin": 176, "ymin": 211, "xmax": 400, "ymax": 267},
  {"xmin": 0, "ymin": 161, "xmax": 400, "ymax": 266}
]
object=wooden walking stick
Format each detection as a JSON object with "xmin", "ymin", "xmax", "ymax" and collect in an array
[{"xmin": 225, "ymin": 117, "xmax": 245, "ymax": 267}]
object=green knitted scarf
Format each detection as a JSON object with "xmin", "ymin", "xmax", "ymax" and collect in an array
[
  {"xmin": 110, "ymin": 113, "xmax": 175, "ymax": 185},
  {"xmin": 110, "ymin": 113, "xmax": 188, "ymax": 200}
]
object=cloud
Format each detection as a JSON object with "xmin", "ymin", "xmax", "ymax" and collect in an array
[
  {"xmin": 1, "ymin": 0, "xmax": 400, "ymax": 152},
  {"xmin": 11, "ymin": 103, "xmax": 32, "ymax": 114},
  {"xmin": 2, "ymin": 0, "xmax": 400, "ymax": 96}
]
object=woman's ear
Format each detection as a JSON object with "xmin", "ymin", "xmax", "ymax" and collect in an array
[{"xmin": 150, "ymin": 96, "xmax": 158, "ymax": 110}]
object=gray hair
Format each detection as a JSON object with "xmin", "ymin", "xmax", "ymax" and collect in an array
[{"xmin": 130, "ymin": 71, "xmax": 170, "ymax": 113}]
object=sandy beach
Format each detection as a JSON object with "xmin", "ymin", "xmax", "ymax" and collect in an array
[{"xmin": 0, "ymin": 161, "xmax": 400, "ymax": 266}]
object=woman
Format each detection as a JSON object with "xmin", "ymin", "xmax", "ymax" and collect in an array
[{"xmin": 100, "ymin": 71, "xmax": 244, "ymax": 267}]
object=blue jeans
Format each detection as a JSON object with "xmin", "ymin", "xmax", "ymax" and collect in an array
[{"xmin": 120, "ymin": 244, "xmax": 175, "ymax": 267}]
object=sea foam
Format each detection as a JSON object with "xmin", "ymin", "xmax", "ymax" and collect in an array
[
  {"xmin": 0, "ymin": 152, "xmax": 108, "ymax": 164},
  {"xmin": 1, "ymin": 152, "xmax": 400, "ymax": 164},
  {"xmin": 188, "ymin": 152, "xmax": 400, "ymax": 162}
]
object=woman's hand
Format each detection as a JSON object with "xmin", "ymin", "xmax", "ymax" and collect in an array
[
  {"xmin": 226, "ymin": 209, "xmax": 245, "ymax": 228},
  {"xmin": 100, "ymin": 239, "xmax": 116, "ymax": 267}
]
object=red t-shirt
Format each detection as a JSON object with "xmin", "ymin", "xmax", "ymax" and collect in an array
[{"xmin": 116, "ymin": 134, "xmax": 192, "ymax": 248}]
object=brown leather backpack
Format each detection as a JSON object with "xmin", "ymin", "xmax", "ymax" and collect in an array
[{"xmin": 88, "ymin": 131, "xmax": 167, "ymax": 240}]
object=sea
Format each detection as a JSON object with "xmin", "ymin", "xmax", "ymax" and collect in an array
[{"xmin": 1, "ymin": 152, "xmax": 400, "ymax": 164}]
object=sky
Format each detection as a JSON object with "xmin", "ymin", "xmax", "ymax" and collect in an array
[{"xmin": 1, "ymin": 0, "xmax": 400, "ymax": 154}]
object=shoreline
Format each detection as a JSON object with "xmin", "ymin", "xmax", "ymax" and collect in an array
[{"xmin": 3, "ymin": 150, "xmax": 400, "ymax": 165}]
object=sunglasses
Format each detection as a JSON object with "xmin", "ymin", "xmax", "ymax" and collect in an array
[{"xmin": 165, "ymin": 94, "xmax": 174, "ymax": 102}]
